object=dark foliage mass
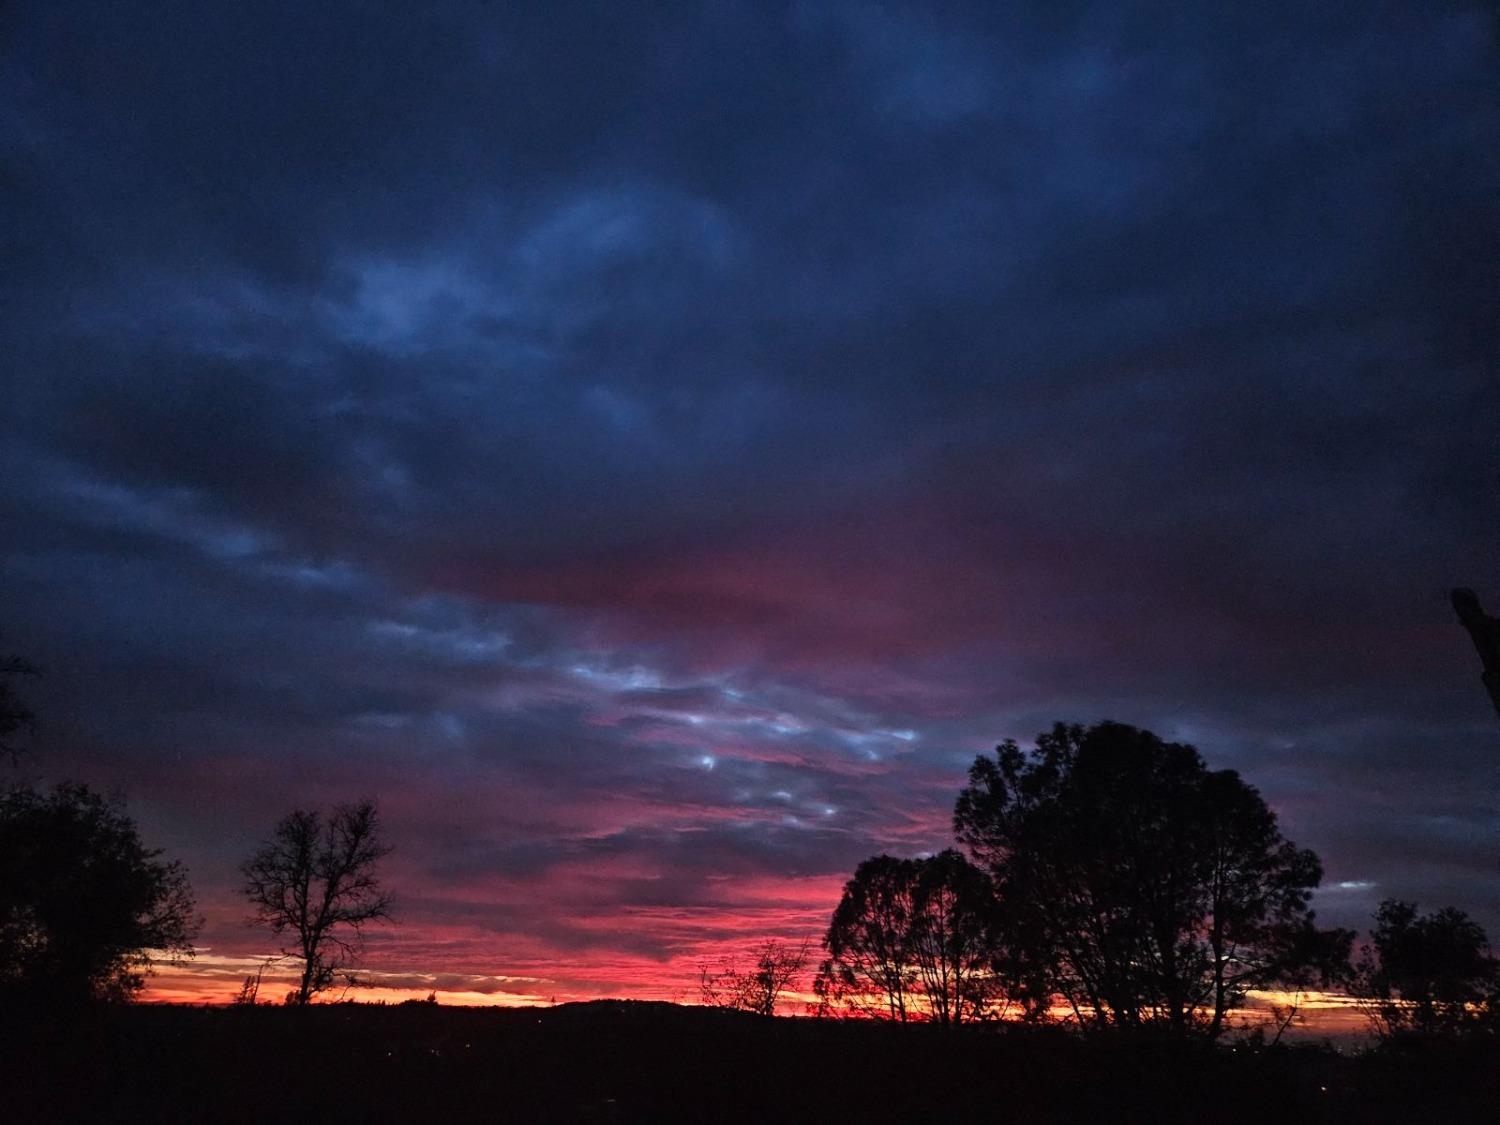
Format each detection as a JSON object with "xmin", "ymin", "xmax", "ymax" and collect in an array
[
  {"xmin": 242, "ymin": 801, "xmax": 392, "ymax": 1004},
  {"xmin": 1355, "ymin": 899, "xmax": 1499, "ymax": 1039},
  {"xmin": 4, "ymin": 1001, "xmax": 1497, "ymax": 1124},
  {"xmin": 818, "ymin": 849, "xmax": 1001, "ymax": 1024},
  {"xmin": 953, "ymin": 722, "xmax": 1353, "ymax": 1035},
  {"xmin": 820, "ymin": 721, "xmax": 1355, "ymax": 1033},
  {"xmin": 0, "ymin": 782, "xmax": 199, "ymax": 1005}
]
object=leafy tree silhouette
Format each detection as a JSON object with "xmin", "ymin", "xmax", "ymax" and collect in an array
[
  {"xmin": 818, "ymin": 855, "xmax": 918, "ymax": 1020},
  {"xmin": 955, "ymin": 721, "xmax": 1351, "ymax": 1035},
  {"xmin": 0, "ymin": 781, "xmax": 199, "ymax": 1005},
  {"xmin": 909, "ymin": 849, "xmax": 1004, "ymax": 1025},
  {"xmin": 1354, "ymin": 899, "xmax": 1498, "ymax": 1038},
  {"xmin": 817, "ymin": 849, "xmax": 1002, "ymax": 1023},
  {"xmin": 242, "ymin": 801, "xmax": 392, "ymax": 1004}
]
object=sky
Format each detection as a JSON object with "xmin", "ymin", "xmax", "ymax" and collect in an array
[{"xmin": 2, "ymin": 2, "xmax": 1498, "ymax": 1008}]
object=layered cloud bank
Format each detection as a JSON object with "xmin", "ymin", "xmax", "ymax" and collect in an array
[{"xmin": 2, "ymin": 2, "xmax": 1497, "ymax": 1004}]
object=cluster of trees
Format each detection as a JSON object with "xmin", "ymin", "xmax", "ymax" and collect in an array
[
  {"xmin": 808, "ymin": 721, "xmax": 1497, "ymax": 1039},
  {"xmin": 1, "ymin": 638, "xmax": 393, "ymax": 1009},
  {"xmin": 4, "ymin": 645, "xmax": 1495, "ymax": 1037},
  {"xmin": 1355, "ymin": 899, "xmax": 1499, "ymax": 1038},
  {"xmin": 0, "ymin": 784, "xmax": 394, "ymax": 1009},
  {"xmin": 816, "ymin": 850, "xmax": 1001, "ymax": 1024}
]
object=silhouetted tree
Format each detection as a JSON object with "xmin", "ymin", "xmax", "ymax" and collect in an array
[
  {"xmin": 233, "ymin": 955, "xmax": 281, "ymax": 1005},
  {"xmin": 954, "ymin": 721, "xmax": 1351, "ymax": 1035},
  {"xmin": 818, "ymin": 850, "xmax": 1003, "ymax": 1023},
  {"xmin": 242, "ymin": 801, "xmax": 392, "ymax": 1004},
  {"xmin": 1354, "ymin": 899, "xmax": 1498, "ymax": 1038},
  {"xmin": 0, "ymin": 781, "xmax": 199, "ymax": 1004},
  {"xmin": 699, "ymin": 938, "xmax": 810, "ymax": 1015},
  {"xmin": 819, "ymin": 855, "xmax": 919, "ymax": 1020},
  {"xmin": 909, "ymin": 850, "xmax": 1004, "ymax": 1025}
]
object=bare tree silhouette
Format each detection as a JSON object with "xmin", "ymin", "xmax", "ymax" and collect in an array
[
  {"xmin": 232, "ymin": 954, "xmax": 283, "ymax": 1005},
  {"xmin": 698, "ymin": 938, "xmax": 810, "ymax": 1015},
  {"xmin": 242, "ymin": 801, "xmax": 392, "ymax": 1004}
]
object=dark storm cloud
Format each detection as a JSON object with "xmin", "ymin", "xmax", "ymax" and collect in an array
[{"xmin": 1, "ymin": 1, "xmax": 1496, "ymax": 996}]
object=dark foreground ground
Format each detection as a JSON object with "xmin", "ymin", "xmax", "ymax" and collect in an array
[{"xmin": 4, "ymin": 1000, "xmax": 1496, "ymax": 1124}]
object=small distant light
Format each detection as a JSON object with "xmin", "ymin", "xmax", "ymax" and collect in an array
[
  {"xmin": 822, "ymin": 806, "xmax": 836, "ymax": 817},
  {"xmin": 699, "ymin": 755, "xmax": 716, "ymax": 770}
]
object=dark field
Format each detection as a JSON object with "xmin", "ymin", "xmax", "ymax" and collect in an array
[{"xmin": 5, "ymin": 1001, "xmax": 1496, "ymax": 1124}]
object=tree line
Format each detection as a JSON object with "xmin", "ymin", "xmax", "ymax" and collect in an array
[
  {"xmin": 720, "ymin": 722, "xmax": 1500, "ymax": 1041},
  {"xmin": 0, "ymin": 781, "xmax": 393, "ymax": 1009},
  {"xmin": 3, "ymin": 649, "xmax": 1495, "ymax": 1037},
  {"xmin": 0, "ymin": 640, "xmax": 393, "ymax": 1008}
]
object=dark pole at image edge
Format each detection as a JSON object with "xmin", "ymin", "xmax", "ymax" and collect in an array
[{"xmin": 1451, "ymin": 587, "xmax": 1500, "ymax": 721}]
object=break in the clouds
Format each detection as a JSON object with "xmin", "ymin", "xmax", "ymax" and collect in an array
[{"xmin": 1, "ymin": 2, "xmax": 1497, "ymax": 1002}]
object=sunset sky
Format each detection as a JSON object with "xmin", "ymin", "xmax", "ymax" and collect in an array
[{"xmin": 2, "ymin": 3, "xmax": 1497, "ymax": 1007}]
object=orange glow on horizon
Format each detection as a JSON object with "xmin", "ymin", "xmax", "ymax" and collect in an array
[{"xmin": 140, "ymin": 955, "xmax": 1375, "ymax": 1042}]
